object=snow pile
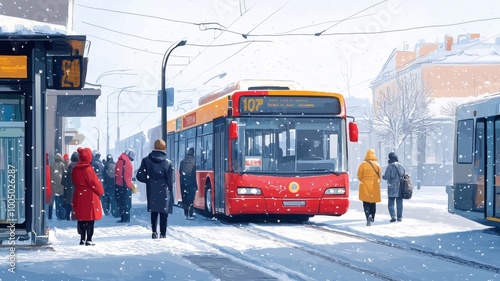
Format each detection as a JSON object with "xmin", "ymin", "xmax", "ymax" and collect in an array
[{"xmin": 0, "ymin": 15, "xmax": 66, "ymax": 35}]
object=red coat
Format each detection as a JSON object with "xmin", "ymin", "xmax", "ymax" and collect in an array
[
  {"xmin": 115, "ymin": 153, "xmax": 133, "ymax": 189},
  {"xmin": 45, "ymin": 164, "xmax": 52, "ymax": 204},
  {"xmin": 72, "ymin": 147, "xmax": 105, "ymax": 221}
]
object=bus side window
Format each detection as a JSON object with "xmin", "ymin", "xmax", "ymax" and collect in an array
[{"xmin": 249, "ymin": 146, "xmax": 261, "ymax": 156}]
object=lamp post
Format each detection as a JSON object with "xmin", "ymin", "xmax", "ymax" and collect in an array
[
  {"xmin": 116, "ymin": 86, "xmax": 137, "ymax": 142},
  {"xmin": 106, "ymin": 85, "xmax": 136, "ymax": 156},
  {"xmin": 161, "ymin": 39, "xmax": 187, "ymax": 143},
  {"xmin": 93, "ymin": 126, "xmax": 100, "ymax": 151}
]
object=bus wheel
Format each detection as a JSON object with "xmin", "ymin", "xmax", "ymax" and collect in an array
[{"xmin": 205, "ymin": 186, "xmax": 212, "ymax": 214}]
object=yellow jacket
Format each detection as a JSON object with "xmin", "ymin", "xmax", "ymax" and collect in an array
[{"xmin": 357, "ymin": 149, "xmax": 382, "ymax": 203}]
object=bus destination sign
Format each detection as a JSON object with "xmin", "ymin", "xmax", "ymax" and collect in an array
[{"xmin": 239, "ymin": 96, "xmax": 341, "ymax": 115}]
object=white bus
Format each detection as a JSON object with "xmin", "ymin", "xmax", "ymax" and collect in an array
[{"xmin": 448, "ymin": 93, "xmax": 500, "ymax": 227}]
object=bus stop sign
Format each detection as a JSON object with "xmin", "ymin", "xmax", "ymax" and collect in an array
[{"xmin": 158, "ymin": 88, "xmax": 174, "ymax": 107}]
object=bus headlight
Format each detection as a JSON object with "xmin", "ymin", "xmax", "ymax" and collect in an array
[
  {"xmin": 237, "ymin": 187, "xmax": 262, "ymax": 195},
  {"xmin": 324, "ymin": 187, "xmax": 346, "ymax": 195}
]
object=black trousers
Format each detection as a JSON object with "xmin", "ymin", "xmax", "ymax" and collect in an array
[
  {"xmin": 78, "ymin": 220, "xmax": 95, "ymax": 242},
  {"xmin": 362, "ymin": 201, "xmax": 376, "ymax": 220},
  {"xmin": 151, "ymin": 212, "xmax": 168, "ymax": 235},
  {"xmin": 116, "ymin": 185, "xmax": 132, "ymax": 222},
  {"xmin": 181, "ymin": 185, "xmax": 196, "ymax": 218}
]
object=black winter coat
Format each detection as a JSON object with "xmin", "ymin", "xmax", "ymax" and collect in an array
[
  {"xmin": 91, "ymin": 156, "xmax": 105, "ymax": 182},
  {"xmin": 179, "ymin": 154, "xmax": 197, "ymax": 190},
  {"xmin": 136, "ymin": 150, "xmax": 174, "ymax": 214}
]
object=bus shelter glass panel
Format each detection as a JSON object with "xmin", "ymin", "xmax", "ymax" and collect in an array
[
  {"xmin": 232, "ymin": 117, "xmax": 346, "ymax": 173},
  {"xmin": 0, "ymin": 94, "xmax": 25, "ymax": 224}
]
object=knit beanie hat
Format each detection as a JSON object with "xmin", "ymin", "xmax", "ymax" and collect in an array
[{"xmin": 125, "ymin": 149, "xmax": 135, "ymax": 161}]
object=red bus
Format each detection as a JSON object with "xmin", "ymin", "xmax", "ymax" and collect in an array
[{"xmin": 167, "ymin": 80, "xmax": 358, "ymax": 221}]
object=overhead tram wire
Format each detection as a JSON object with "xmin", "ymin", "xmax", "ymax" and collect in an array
[
  {"xmin": 78, "ymin": 3, "xmax": 500, "ymax": 39},
  {"xmin": 183, "ymin": 43, "xmax": 253, "ymax": 87},
  {"xmin": 278, "ymin": 13, "xmax": 377, "ymax": 35},
  {"xmin": 222, "ymin": 16, "xmax": 500, "ymax": 38},
  {"xmin": 171, "ymin": 0, "xmax": 262, "ymax": 81},
  {"xmin": 314, "ymin": 0, "xmax": 388, "ymax": 36},
  {"xmin": 82, "ymin": 22, "xmax": 271, "ymax": 47},
  {"xmin": 175, "ymin": 0, "xmax": 292, "ymax": 84},
  {"xmin": 241, "ymin": 0, "xmax": 290, "ymax": 39},
  {"xmin": 79, "ymin": 3, "xmax": 500, "ymax": 90},
  {"xmin": 77, "ymin": 3, "xmax": 220, "ymax": 27}
]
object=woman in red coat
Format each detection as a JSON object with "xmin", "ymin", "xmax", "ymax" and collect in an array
[
  {"xmin": 45, "ymin": 153, "xmax": 52, "ymax": 214},
  {"xmin": 72, "ymin": 147, "xmax": 105, "ymax": 246}
]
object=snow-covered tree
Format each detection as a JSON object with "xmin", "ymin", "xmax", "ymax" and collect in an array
[{"xmin": 370, "ymin": 73, "xmax": 435, "ymax": 151}]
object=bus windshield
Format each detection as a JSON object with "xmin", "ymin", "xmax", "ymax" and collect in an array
[{"xmin": 231, "ymin": 117, "xmax": 346, "ymax": 173}]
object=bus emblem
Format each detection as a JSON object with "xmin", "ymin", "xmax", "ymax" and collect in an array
[{"xmin": 288, "ymin": 182, "xmax": 300, "ymax": 193}]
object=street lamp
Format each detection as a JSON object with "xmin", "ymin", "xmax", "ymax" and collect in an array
[
  {"xmin": 116, "ymin": 86, "xmax": 137, "ymax": 142},
  {"xmin": 161, "ymin": 39, "xmax": 187, "ymax": 143},
  {"xmin": 93, "ymin": 126, "xmax": 100, "ymax": 151},
  {"xmin": 203, "ymin": 72, "xmax": 226, "ymax": 85},
  {"xmin": 106, "ymin": 85, "xmax": 136, "ymax": 156}
]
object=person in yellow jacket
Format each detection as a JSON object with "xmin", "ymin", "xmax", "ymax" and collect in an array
[{"xmin": 357, "ymin": 149, "xmax": 382, "ymax": 226}]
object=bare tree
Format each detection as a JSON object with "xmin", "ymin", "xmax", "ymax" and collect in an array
[
  {"xmin": 370, "ymin": 73, "xmax": 435, "ymax": 151},
  {"xmin": 441, "ymin": 101, "xmax": 458, "ymax": 118}
]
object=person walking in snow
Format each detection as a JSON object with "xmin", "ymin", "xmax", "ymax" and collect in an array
[
  {"xmin": 179, "ymin": 147, "xmax": 198, "ymax": 219},
  {"xmin": 383, "ymin": 152, "xmax": 406, "ymax": 222},
  {"xmin": 115, "ymin": 149, "xmax": 135, "ymax": 223},
  {"xmin": 136, "ymin": 139, "xmax": 174, "ymax": 239},
  {"xmin": 72, "ymin": 147, "xmax": 105, "ymax": 246},
  {"xmin": 357, "ymin": 149, "xmax": 381, "ymax": 226}
]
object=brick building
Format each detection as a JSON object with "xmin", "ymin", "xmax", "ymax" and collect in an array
[{"xmin": 370, "ymin": 33, "xmax": 500, "ymax": 186}]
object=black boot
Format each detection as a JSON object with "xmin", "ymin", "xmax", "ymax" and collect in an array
[{"xmin": 116, "ymin": 214, "xmax": 124, "ymax": 223}]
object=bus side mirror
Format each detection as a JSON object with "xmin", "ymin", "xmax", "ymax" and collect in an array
[
  {"xmin": 349, "ymin": 121, "xmax": 358, "ymax": 142},
  {"xmin": 229, "ymin": 121, "xmax": 238, "ymax": 140}
]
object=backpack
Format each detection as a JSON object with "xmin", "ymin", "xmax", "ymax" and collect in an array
[
  {"xmin": 400, "ymin": 173, "xmax": 413, "ymax": 199},
  {"xmin": 106, "ymin": 162, "xmax": 116, "ymax": 180},
  {"xmin": 61, "ymin": 170, "xmax": 69, "ymax": 187}
]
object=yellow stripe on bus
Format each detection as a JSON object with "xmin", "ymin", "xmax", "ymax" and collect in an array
[{"xmin": 167, "ymin": 90, "xmax": 346, "ymax": 133}]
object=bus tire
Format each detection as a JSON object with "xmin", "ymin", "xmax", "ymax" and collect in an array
[{"xmin": 205, "ymin": 185, "xmax": 212, "ymax": 215}]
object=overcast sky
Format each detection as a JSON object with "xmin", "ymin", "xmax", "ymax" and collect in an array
[{"xmin": 62, "ymin": 0, "xmax": 500, "ymax": 151}]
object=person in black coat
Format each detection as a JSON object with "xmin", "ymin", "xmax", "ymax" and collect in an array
[
  {"xmin": 91, "ymin": 150, "xmax": 105, "ymax": 184},
  {"xmin": 135, "ymin": 139, "xmax": 173, "ymax": 239},
  {"xmin": 179, "ymin": 147, "xmax": 198, "ymax": 219},
  {"xmin": 103, "ymin": 154, "xmax": 117, "ymax": 217},
  {"xmin": 62, "ymin": 151, "xmax": 78, "ymax": 220}
]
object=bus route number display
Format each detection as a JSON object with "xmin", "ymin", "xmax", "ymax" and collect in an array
[
  {"xmin": 52, "ymin": 56, "xmax": 83, "ymax": 90},
  {"xmin": 239, "ymin": 96, "xmax": 341, "ymax": 115}
]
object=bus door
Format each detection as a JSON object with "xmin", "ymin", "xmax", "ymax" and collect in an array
[
  {"xmin": 213, "ymin": 117, "xmax": 226, "ymax": 214},
  {"xmin": 487, "ymin": 117, "xmax": 500, "ymax": 220},
  {"xmin": 473, "ymin": 119, "xmax": 486, "ymax": 213}
]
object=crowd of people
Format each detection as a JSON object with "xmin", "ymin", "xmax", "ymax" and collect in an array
[
  {"xmin": 45, "ymin": 138, "xmax": 194, "ymax": 245},
  {"xmin": 46, "ymin": 140, "xmax": 407, "ymax": 244}
]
